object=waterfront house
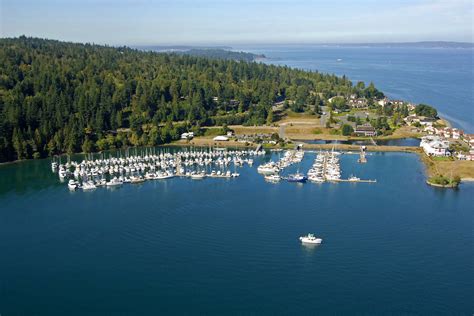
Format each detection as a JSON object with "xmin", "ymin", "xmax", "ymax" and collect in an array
[
  {"xmin": 451, "ymin": 128, "xmax": 463, "ymax": 140},
  {"xmin": 391, "ymin": 100, "xmax": 405, "ymax": 106},
  {"xmin": 354, "ymin": 123, "xmax": 377, "ymax": 137},
  {"xmin": 404, "ymin": 115, "xmax": 421, "ymax": 125},
  {"xmin": 377, "ymin": 97, "xmax": 389, "ymax": 107},
  {"xmin": 462, "ymin": 134, "xmax": 474, "ymax": 148},
  {"xmin": 407, "ymin": 103, "xmax": 416, "ymax": 111},
  {"xmin": 349, "ymin": 98, "xmax": 368, "ymax": 108},
  {"xmin": 419, "ymin": 117, "xmax": 436, "ymax": 126},
  {"xmin": 420, "ymin": 136, "xmax": 450, "ymax": 156},
  {"xmin": 456, "ymin": 151, "xmax": 474, "ymax": 161},
  {"xmin": 424, "ymin": 125, "xmax": 436, "ymax": 134}
]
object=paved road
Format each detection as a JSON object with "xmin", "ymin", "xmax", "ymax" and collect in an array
[{"xmin": 279, "ymin": 124, "xmax": 286, "ymax": 139}]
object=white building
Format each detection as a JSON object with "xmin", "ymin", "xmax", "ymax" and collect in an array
[
  {"xmin": 181, "ymin": 132, "xmax": 194, "ymax": 140},
  {"xmin": 213, "ymin": 135, "xmax": 229, "ymax": 141},
  {"xmin": 451, "ymin": 128, "xmax": 463, "ymax": 140},
  {"xmin": 378, "ymin": 98, "xmax": 389, "ymax": 107},
  {"xmin": 423, "ymin": 125, "xmax": 436, "ymax": 134},
  {"xmin": 420, "ymin": 136, "xmax": 450, "ymax": 157}
]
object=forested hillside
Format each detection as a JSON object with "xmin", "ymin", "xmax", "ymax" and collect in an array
[{"xmin": 0, "ymin": 36, "xmax": 383, "ymax": 162}]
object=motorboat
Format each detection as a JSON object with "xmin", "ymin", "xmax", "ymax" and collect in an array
[
  {"xmin": 130, "ymin": 175, "xmax": 145, "ymax": 184},
  {"xmin": 348, "ymin": 175, "xmax": 360, "ymax": 182},
  {"xmin": 191, "ymin": 173, "xmax": 206, "ymax": 180},
  {"xmin": 299, "ymin": 233, "xmax": 322, "ymax": 244},
  {"xmin": 67, "ymin": 179, "xmax": 78, "ymax": 190},
  {"xmin": 287, "ymin": 173, "xmax": 307, "ymax": 183},
  {"xmin": 82, "ymin": 181, "xmax": 97, "ymax": 191},
  {"xmin": 106, "ymin": 177, "xmax": 123, "ymax": 187},
  {"xmin": 264, "ymin": 174, "xmax": 281, "ymax": 182}
]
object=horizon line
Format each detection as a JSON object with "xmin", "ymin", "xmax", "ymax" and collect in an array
[{"xmin": 2, "ymin": 36, "xmax": 474, "ymax": 48}]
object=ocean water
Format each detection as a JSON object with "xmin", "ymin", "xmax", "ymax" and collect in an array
[
  {"xmin": 0, "ymin": 150, "xmax": 473, "ymax": 315},
  {"xmin": 238, "ymin": 45, "xmax": 474, "ymax": 133}
]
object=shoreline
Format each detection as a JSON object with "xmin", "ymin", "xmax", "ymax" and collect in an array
[
  {"xmin": 425, "ymin": 180, "xmax": 458, "ymax": 188},
  {"xmin": 3, "ymin": 141, "xmax": 473, "ymax": 184}
]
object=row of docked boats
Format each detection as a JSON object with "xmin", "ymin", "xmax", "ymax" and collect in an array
[
  {"xmin": 259, "ymin": 149, "xmax": 306, "ymax": 183},
  {"xmin": 257, "ymin": 149, "xmax": 305, "ymax": 176},
  {"xmin": 307, "ymin": 151, "xmax": 341, "ymax": 182},
  {"xmin": 53, "ymin": 148, "xmax": 264, "ymax": 191}
]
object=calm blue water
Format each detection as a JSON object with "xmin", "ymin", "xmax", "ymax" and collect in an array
[
  {"xmin": 294, "ymin": 138, "xmax": 420, "ymax": 146},
  {"xmin": 238, "ymin": 45, "xmax": 474, "ymax": 133},
  {"xmin": 0, "ymin": 150, "xmax": 473, "ymax": 315}
]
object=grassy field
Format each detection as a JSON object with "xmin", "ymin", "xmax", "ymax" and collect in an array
[
  {"xmin": 376, "ymin": 126, "xmax": 422, "ymax": 139},
  {"xmin": 228, "ymin": 125, "xmax": 278, "ymax": 135},
  {"xmin": 420, "ymin": 154, "xmax": 474, "ymax": 181}
]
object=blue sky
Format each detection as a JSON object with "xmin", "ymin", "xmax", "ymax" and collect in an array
[{"xmin": 1, "ymin": 0, "xmax": 473, "ymax": 45}]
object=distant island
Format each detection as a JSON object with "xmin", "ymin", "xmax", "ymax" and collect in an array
[{"xmin": 135, "ymin": 46, "xmax": 265, "ymax": 62}]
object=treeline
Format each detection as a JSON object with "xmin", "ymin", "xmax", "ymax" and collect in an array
[
  {"xmin": 179, "ymin": 48, "xmax": 265, "ymax": 62},
  {"xmin": 0, "ymin": 36, "xmax": 383, "ymax": 162}
]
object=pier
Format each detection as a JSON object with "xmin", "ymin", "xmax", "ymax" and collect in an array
[
  {"xmin": 333, "ymin": 179, "xmax": 377, "ymax": 183},
  {"xmin": 358, "ymin": 146, "xmax": 367, "ymax": 163}
]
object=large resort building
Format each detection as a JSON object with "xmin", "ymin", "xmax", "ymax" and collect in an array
[{"xmin": 420, "ymin": 136, "xmax": 450, "ymax": 157}]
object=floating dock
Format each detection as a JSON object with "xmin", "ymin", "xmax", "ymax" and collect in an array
[{"xmin": 334, "ymin": 179, "xmax": 377, "ymax": 183}]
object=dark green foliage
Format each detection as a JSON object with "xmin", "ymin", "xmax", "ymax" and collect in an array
[
  {"xmin": 429, "ymin": 174, "xmax": 460, "ymax": 187},
  {"xmin": 0, "ymin": 37, "xmax": 377, "ymax": 162},
  {"xmin": 330, "ymin": 96, "xmax": 348, "ymax": 111},
  {"xmin": 415, "ymin": 104, "xmax": 438, "ymax": 118},
  {"xmin": 179, "ymin": 49, "xmax": 265, "ymax": 62},
  {"xmin": 341, "ymin": 124, "xmax": 354, "ymax": 136},
  {"xmin": 371, "ymin": 117, "xmax": 391, "ymax": 133}
]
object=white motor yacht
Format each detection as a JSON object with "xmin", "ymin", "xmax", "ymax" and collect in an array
[
  {"xmin": 67, "ymin": 179, "xmax": 77, "ymax": 190},
  {"xmin": 106, "ymin": 177, "xmax": 123, "ymax": 187},
  {"xmin": 191, "ymin": 173, "xmax": 206, "ymax": 180},
  {"xmin": 82, "ymin": 181, "xmax": 97, "ymax": 190},
  {"xmin": 348, "ymin": 175, "xmax": 360, "ymax": 182},
  {"xmin": 264, "ymin": 174, "xmax": 281, "ymax": 182},
  {"xmin": 299, "ymin": 233, "xmax": 322, "ymax": 244}
]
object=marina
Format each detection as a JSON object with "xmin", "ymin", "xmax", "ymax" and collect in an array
[
  {"xmin": 52, "ymin": 147, "xmax": 377, "ymax": 190},
  {"xmin": 52, "ymin": 148, "xmax": 264, "ymax": 191}
]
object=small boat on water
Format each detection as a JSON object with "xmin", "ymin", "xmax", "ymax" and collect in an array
[
  {"xmin": 299, "ymin": 233, "xmax": 322, "ymax": 244},
  {"xmin": 82, "ymin": 181, "xmax": 97, "ymax": 191},
  {"xmin": 67, "ymin": 179, "xmax": 78, "ymax": 190},
  {"xmin": 155, "ymin": 171, "xmax": 174, "ymax": 179},
  {"xmin": 106, "ymin": 177, "xmax": 123, "ymax": 187},
  {"xmin": 309, "ymin": 175, "xmax": 325, "ymax": 183},
  {"xmin": 257, "ymin": 163, "xmax": 279, "ymax": 175},
  {"xmin": 348, "ymin": 175, "xmax": 360, "ymax": 182},
  {"xmin": 287, "ymin": 173, "xmax": 307, "ymax": 183},
  {"xmin": 130, "ymin": 175, "xmax": 145, "ymax": 184},
  {"xmin": 190, "ymin": 173, "xmax": 206, "ymax": 180}
]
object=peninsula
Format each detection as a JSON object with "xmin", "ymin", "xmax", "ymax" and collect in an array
[{"xmin": 0, "ymin": 37, "xmax": 472, "ymax": 184}]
